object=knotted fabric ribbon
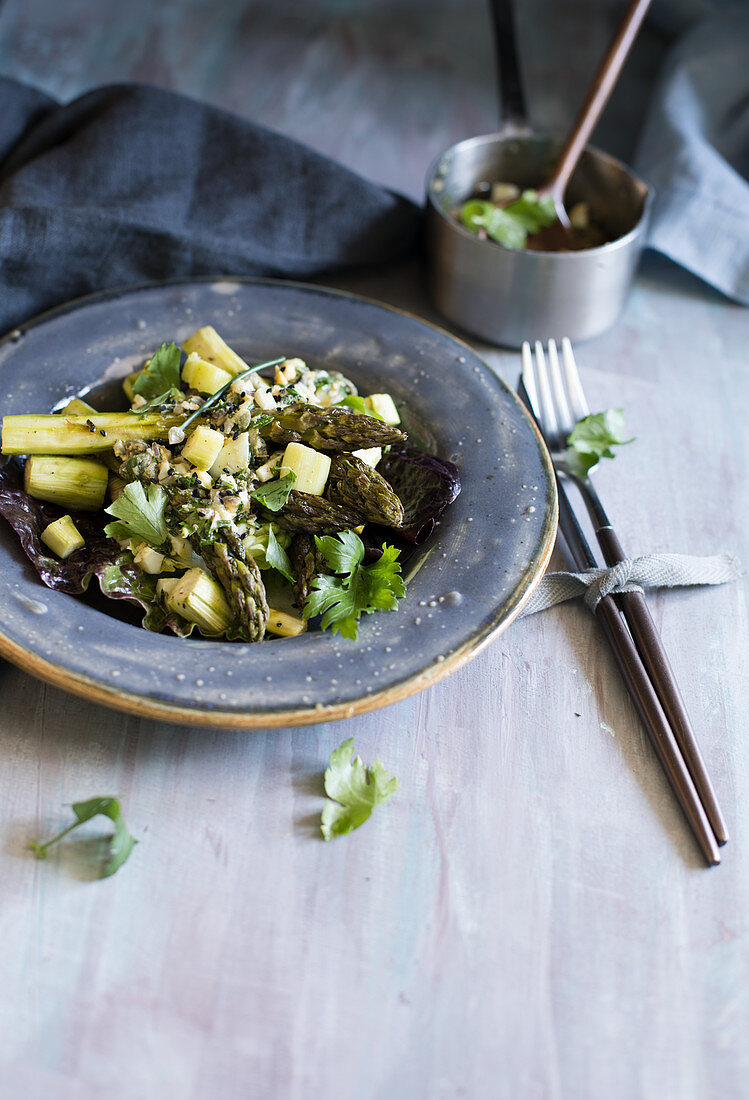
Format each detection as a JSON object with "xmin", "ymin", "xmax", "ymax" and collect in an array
[{"xmin": 521, "ymin": 553, "xmax": 741, "ymax": 617}]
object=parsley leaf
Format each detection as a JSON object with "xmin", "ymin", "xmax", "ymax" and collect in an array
[
  {"xmin": 28, "ymin": 796, "xmax": 137, "ymax": 878},
  {"xmin": 132, "ymin": 384, "xmax": 182, "ymax": 415},
  {"xmin": 132, "ymin": 343, "xmax": 182, "ymax": 400},
  {"xmin": 566, "ymin": 409, "xmax": 635, "ymax": 478},
  {"xmin": 104, "ymin": 481, "xmax": 168, "ymax": 546},
  {"xmin": 315, "ymin": 528, "xmax": 364, "ymax": 573},
  {"xmin": 320, "ymin": 738, "xmax": 398, "ymax": 840},
  {"xmin": 460, "ymin": 191, "xmax": 558, "ymax": 250},
  {"xmin": 304, "ymin": 531, "xmax": 405, "ymax": 640},
  {"xmin": 251, "ymin": 471, "xmax": 296, "ymax": 512}
]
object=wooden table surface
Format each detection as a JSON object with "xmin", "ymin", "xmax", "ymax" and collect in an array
[{"xmin": 1, "ymin": 3, "xmax": 747, "ymax": 1098}]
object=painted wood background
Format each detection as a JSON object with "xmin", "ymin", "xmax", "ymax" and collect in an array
[{"xmin": 0, "ymin": 2, "xmax": 747, "ymax": 1098}]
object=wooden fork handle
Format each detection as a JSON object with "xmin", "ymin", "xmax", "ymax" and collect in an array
[
  {"xmin": 596, "ymin": 525, "xmax": 729, "ymax": 846},
  {"xmin": 558, "ymin": 491, "xmax": 721, "ymax": 866}
]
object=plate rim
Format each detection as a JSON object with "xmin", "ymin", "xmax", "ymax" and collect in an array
[{"xmin": 0, "ymin": 275, "xmax": 558, "ymax": 727}]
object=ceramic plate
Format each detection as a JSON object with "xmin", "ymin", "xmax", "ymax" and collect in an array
[{"xmin": 0, "ymin": 278, "xmax": 556, "ymax": 727}]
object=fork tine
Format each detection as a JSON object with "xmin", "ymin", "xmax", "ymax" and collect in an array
[
  {"xmin": 533, "ymin": 340, "xmax": 560, "ymax": 444},
  {"xmin": 520, "ymin": 341, "xmax": 541, "ymax": 420},
  {"xmin": 547, "ymin": 339, "xmax": 574, "ymax": 435},
  {"xmin": 561, "ymin": 337, "xmax": 590, "ymax": 420}
]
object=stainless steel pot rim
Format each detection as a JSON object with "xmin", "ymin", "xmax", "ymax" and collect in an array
[{"xmin": 425, "ymin": 132, "xmax": 653, "ymax": 257}]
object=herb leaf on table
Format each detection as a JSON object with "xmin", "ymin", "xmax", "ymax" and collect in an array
[
  {"xmin": 28, "ymin": 796, "xmax": 137, "ymax": 877},
  {"xmin": 566, "ymin": 409, "xmax": 635, "ymax": 478},
  {"xmin": 321, "ymin": 738, "xmax": 398, "ymax": 840}
]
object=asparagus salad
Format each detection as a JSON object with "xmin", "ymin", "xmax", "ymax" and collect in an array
[{"xmin": 0, "ymin": 327, "xmax": 460, "ymax": 642}]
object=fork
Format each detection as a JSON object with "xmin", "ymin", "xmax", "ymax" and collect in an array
[{"xmin": 521, "ymin": 337, "xmax": 728, "ymax": 855}]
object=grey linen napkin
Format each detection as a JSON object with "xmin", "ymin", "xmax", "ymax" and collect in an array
[
  {"xmin": 521, "ymin": 552, "xmax": 741, "ymax": 616},
  {"xmin": 0, "ymin": 78, "xmax": 420, "ymax": 335},
  {"xmin": 635, "ymin": 5, "xmax": 749, "ymax": 304}
]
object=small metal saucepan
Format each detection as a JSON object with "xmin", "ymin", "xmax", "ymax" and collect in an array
[{"xmin": 424, "ymin": 0, "xmax": 653, "ymax": 348}]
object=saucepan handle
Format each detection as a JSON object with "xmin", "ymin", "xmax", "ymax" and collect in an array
[{"xmin": 488, "ymin": 0, "xmax": 531, "ymax": 134}]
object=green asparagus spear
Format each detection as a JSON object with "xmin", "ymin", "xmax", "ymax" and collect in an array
[
  {"xmin": 1, "ymin": 412, "xmax": 180, "ymax": 455},
  {"xmin": 289, "ymin": 533, "xmax": 321, "ymax": 609},
  {"xmin": 197, "ymin": 529, "xmax": 269, "ymax": 642},
  {"xmin": 258, "ymin": 403, "xmax": 405, "ymax": 452},
  {"xmin": 327, "ymin": 453, "xmax": 404, "ymax": 528},
  {"xmin": 269, "ymin": 490, "xmax": 366, "ymax": 534}
]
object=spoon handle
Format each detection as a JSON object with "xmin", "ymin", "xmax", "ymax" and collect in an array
[
  {"xmin": 546, "ymin": 0, "xmax": 653, "ymax": 197},
  {"xmin": 488, "ymin": 0, "xmax": 530, "ymax": 133}
]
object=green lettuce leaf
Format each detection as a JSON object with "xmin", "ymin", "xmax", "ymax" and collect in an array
[{"xmin": 320, "ymin": 738, "xmax": 398, "ymax": 840}]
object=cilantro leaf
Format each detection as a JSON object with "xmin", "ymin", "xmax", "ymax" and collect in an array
[
  {"xmin": 104, "ymin": 481, "xmax": 168, "ymax": 546},
  {"xmin": 132, "ymin": 343, "xmax": 182, "ymax": 399},
  {"xmin": 566, "ymin": 409, "xmax": 635, "ymax": 478},
  {"xmin": 460, "ymin": 190, "xmax": 558, "ymax": 249},
  {"xmin": 265, "ymin": 524, "xmax": 294, "ymax": 582},
  {"xmin": 28, "ymin": 796, "xmax": 137, "ymax": 877},
  {"xmin": 320, "ymin": 738, "xmax": 398, "ymax": 840},
  {"xmin": 304, "ymin": 531, "xmax": 404, "ymax": 640},
  {"xmin": 251, "ymin": 471, "xmax": 296, "ymax": 512}
]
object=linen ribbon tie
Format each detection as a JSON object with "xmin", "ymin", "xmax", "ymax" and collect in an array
[{"xmin": 521, "ymin": 552, "xmax": 741, "ymax": 617}]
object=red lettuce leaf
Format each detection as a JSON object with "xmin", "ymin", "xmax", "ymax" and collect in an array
[
  {"xmin": 0, "ymin": 458, "xmax": 120, "ymax": 592},
  {"xmin": 0, "ymin": 459, "xmax": 204, "ymax": 637},
  {"xmin": 378, "ymin": 447, "xmax": 461, "ymax": 543}
]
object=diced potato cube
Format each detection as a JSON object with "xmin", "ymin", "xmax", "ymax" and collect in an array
[
  {"xmin": 352, "ymin": 447, "xmax": 382, "ymax": 468},
  {"xmin": 254, "ymin": 452, "xmax": 284, "ymax": 483},
  {"xmin": 254, "ymin": 388, "xmax": 276, "ymax": 411},
  {"xmin": 491, "ymin": 182, "xmax": 520, "ymax": 204},
  {"xmin": 181, "ymin": 352, "xmax": 233, "ymax": 395},
  {"xmin": 365, "ymin": 393, "xmax": 400, "ymax": 425},
  {"xmin": 133, "ymin": 544, "xmax": 165, "ymax": 574},
  {"xmin": 209, "ymin": 432, "xmax": 251, "ymax": 477},
  {"xmin": 41, "ymin": 515, "xmax": 85, "ymax": 559},
  {"xmin": 182, "ymin": 326, "xmax": 250, "ymax": 376},
  {"xmin": 156, "ymin": 576, "xmax": 181, "ymax": 599},
  {"xmin": 281, "ymin": 442, "xmax": 331, "ymax": 496},
  {"xmin": 266, "ymin": 609, "xmax": 307, "ymax": 637},
  {"xmin": 181, "ymin": 425, "xmax": 225, "ymax": 471}
]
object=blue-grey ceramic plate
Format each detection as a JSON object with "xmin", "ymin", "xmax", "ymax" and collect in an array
[{"xmin": 0, "ymin": 278, "xmax": 556, "ymax": 726}]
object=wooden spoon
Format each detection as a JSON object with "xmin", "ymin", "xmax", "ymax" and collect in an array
[{"xmin": 537, "ymin": 0, "xmax": 653, "ymax": 248}]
